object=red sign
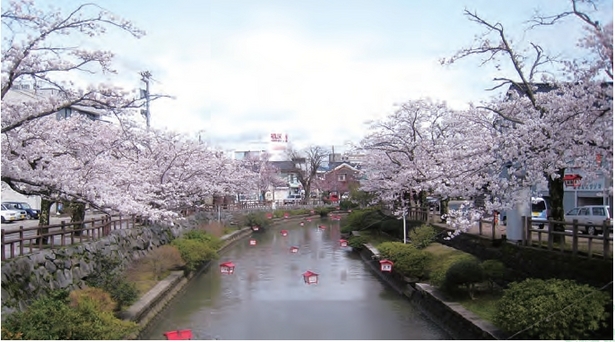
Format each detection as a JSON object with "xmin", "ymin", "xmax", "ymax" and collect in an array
[
  {"xmin": 281, "ymin": 230, "xmax": 288, "ymax": 236},
  {"xmin": 163, "ymin": 330, "xmax": 193, "ymax": 340}
]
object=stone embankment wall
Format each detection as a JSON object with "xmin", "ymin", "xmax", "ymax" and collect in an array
[
  {"xmin": 357, "ymin": 244, "xmax": 506, "ymax": 340},
  {"xmin": 0, "ymin": 217, "xmax": 206, "ymax": 313}
]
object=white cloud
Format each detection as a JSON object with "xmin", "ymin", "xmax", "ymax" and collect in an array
[{"xmin": 146, "ymin": 25, "xmax": 492, "ymax": 151}]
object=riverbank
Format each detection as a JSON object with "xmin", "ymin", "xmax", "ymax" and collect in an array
[{"xmin": 357, "ymin": 243, "xmax": 507, "ymax": 340}]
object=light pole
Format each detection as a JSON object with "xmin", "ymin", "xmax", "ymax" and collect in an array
[{"xmin": 140, "ymin": 71, "xmax": 151, "ymax": 130}]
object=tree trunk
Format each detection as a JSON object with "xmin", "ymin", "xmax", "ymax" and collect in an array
[
  {"xmin": 36, "ymin": 198, "xmax": 53, "ymax": 245},
  {"xmin": 547, "ymin": 168, "xmax": 566, "ymax": 243},
  {"xmin": 67, "ymin": 201, "xmax": 86, "ymax": 236}
]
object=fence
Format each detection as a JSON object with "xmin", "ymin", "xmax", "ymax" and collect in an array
[
  {"xmin": 1, "ymin": 215, "xmax": 137, "ymax": 261},
  {"xmin": 521, "ymin": 216, "xmax": 612, "ymax": 260}
]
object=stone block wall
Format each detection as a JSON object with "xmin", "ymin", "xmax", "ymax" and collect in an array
[{"xmin": 1, "ymin": 223, "xmax": 188, "ymax": 312}]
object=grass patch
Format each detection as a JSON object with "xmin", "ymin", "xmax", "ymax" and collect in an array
[
  {"xmin": 124, "ymin": 262, "xmax": 171, "ymax": 296},
  {"xmin": 360, "ymin": 231, "xmax": 397, "ymax": 246},
  {"xmin": 456, "ymin": 293, "xmax": 502, "ymax": 323}
]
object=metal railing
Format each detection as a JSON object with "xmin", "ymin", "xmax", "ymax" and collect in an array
[{"xmin": 1, "ymin": 215, "xmax": 138, "ymax": 261}]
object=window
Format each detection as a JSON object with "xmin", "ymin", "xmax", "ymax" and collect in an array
[
  {"xmin": 579, "ymin": 208, "xmax": 590, "ymax": 216},
  {"xmin": 592, "ymin": 207, "xmax": 605, "ymax": 216},
  {"xmin": 337, "ymin": 174, "xmax": 346, "ymax": 182},
  {"xmin": 567, "ymin": 208, "xmax": 579, "ymax": 215}
]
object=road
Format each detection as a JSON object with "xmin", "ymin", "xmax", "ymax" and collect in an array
[{"xmin": 1, "ymin": 212, "xmax": 110, "ymax": 231}]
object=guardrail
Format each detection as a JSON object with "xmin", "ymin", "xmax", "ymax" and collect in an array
[
  {"xmin": 521, "ymin": 216, "xmax": 612, "ymax": 260},
  {"xmin": 1, "ymin": 215, "xmax": 138, "ymax": 261}
]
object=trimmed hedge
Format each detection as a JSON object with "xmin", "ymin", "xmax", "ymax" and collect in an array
[{"xmin": 377, "ymin": 242, "xmax": 431, "ymax": 280}]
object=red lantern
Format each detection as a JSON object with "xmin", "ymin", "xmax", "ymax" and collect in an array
[
  {"xmin": 249, "ymin": 239, "xmax": 257, "ymax": 246},
  {"xmin": 348, "ymin": 209, "xmax": 352, "ymax": 213},
  {"xmin": 336, "ymin": 206, "xmax": 340, "ymax": 210},
  {"xmin": 310, "ymin": 210, "xmax": 315, "ymax": 215},
  {"xmin": 284, "ymin": 212, "xmax": 289, "ymax": 219},
  {"xmin": 220, "ymin": 261, "xmax": 235, "ymax": 274},
  {"xmin": 163, "ymin": 329, "xmax": 193, "ymax": 340},
  {"xmin": 252, "ymin": 226, "xmax": 259, "ymax": 232},
  {"xmin": 307, "ymin": 218, "xmax": 312, "ymax": 222},
  {"xmin": 379, "ymin": 259, "xmax": 394, "ymax": 272},
  {"xmin": 266, "ymin": 213, "xmax": 273, "ymax": 219},
  {"xmin": 339, "ymin": 239, "xmax": 348, "ymax": 247},
  {"xmin": 280, "ymin": 229, "xmax": 288, "ymax": 237},
  {"xmin": 290, "ymin": 246, "xmax": 299, "ymax": 253},
  {"xmin": 302, "ymin": 270, "xmax": 319, "ymax": 284},
  {"xmin": 318, "ymin": 225, "xmax": 326, "ymax": 230},
  {"xmin": 299, "ymin": 221, "xmax": 304, "ymax": 226}
]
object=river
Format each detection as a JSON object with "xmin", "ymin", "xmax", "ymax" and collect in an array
[{"xmin": 141, "ymin": 217, "xmax": 452, "ymax": 340}]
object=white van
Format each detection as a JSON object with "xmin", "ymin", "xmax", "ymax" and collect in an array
[{"xmin": 531, "ymin": 197, "xmax": 549, "ymax": 229}]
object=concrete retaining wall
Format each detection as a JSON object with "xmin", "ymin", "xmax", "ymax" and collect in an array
[{"xmin": 357, "ymin": 244, "xmax": 506, "ymax": 340}]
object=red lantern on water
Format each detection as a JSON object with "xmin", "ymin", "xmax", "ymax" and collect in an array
[
  {"xmin": 163, "ymin": 329, "xmax": 193, "ymax": 340},
  {"xmin": 280, "ymin": 229, "xmax": 288, "ymax": 237},
  {"xmin": 266, "ymin": 213, "xmax": 273, "ymax": 219},
  {"xmin": 252, "ymin": 226, "xmax": 259, "ymax": 232},
  {"xmin": 220, "ymin": 261, "xmax": 235, "ymax": 274},
  {"xmin": 318, "ymin": 225, "xmax": 326, "ymax": 230},
  {"xmin": 307, "ymin": 218, "xmax": 312, "ymax": 222},
  {"xmin": 310, "ymin": 210, "xmax": 315, "ymax": 215},
  {"xmin": 302, "ymin": 270, "xmax": 319, "ymax": 284},
  {"xmin": 290, "ymin": 246, "xmax": 299, "ymax": 253},
  {"xmin": 249, "ymin": 239, "xmax": 257, "ymax": 246},
  {"xmin": 284, "ymin": 212, "xmax": 289, "ymax": 219},
  {"xmin": 299, "ymin": 221, "xmax": 304, "ymax": 226},
  {"xmin": 379, "ymin": 259, "xmax": 394, "ymax": 272},
  {"xmin": 339, "ymin": 239, "xmax": 348, "ymax": 247}
]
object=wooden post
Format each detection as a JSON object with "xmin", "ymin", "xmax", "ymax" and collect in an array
[
  {"xmin": 547, "ymin": 219, "xmax": 554, "ymax": 251},
  {"xmin": 1, "ymin": 229, "xmax": 5, "ymax": 261},
  {"xmin": 478, "ymin": 219, "xmax": 483, "ymax": 236},
  {"xmin": 572, "ymin": 220, "xmax": 578, "ymax": 257},
  {"xmin": 602, "ymin": 220, "xmax": 610, "ymax": 260},
  {"xmin": 19, "ymin": 226, "xmax": 24, "ymax": 256}
]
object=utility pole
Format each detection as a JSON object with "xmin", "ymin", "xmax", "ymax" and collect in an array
[{"xmin": 140, "ymin": 71, "xmax": 152, "ymax": 130}]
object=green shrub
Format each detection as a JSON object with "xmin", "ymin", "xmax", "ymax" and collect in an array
[
  {"xmin": 342, "ymin": 207, "xmax": 384, "ymax": 232},
  {"xmin": 183, "ymin": 229, "xmax": 222, "ymax": 250},
  {"xmin": 481, "ymin": 259, "xmax": 506, "ymax": 291},
  {"xmin": 1, "ymin": 290, "xmax": 138, "ymax": 340},
  {"xmin": 348, "ymin": 235, "xmax": 369, "ymax": 249},
  {"xmin": 429, "ymin": 253, "xmax": 477, "ymax": 288},
  {"xmin": 339, "ymin": 200, "xmax": 358, "ymax": 210},
  {"xmin": 83, "ymin": 252, "xmax": 139, "ymax": 310},
  {"xmin": 443, "ymin": 259, "xmax": 485, "ymax": 298},
  {"xmin": 494, "ymin": 278, "xmax": 611, "ymax": 340},
  {"xmin": 171, "ymin": 238, "xmax": 218, "ymax": 272},
  {"xmin": 243, "ymin": 212, "xmax": 271, "ymax": 229},
  {"xmin": 408, "ymin": 224, "xmax": 438, "ymax": 249},
  {"xmin": 377, "ymin": 242, "xmax": 431, "ymax": 279}
]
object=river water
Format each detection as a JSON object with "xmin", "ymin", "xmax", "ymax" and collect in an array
[{"xmin": 141, "ymin": 217, "xmax": 452, "ymax": 340}]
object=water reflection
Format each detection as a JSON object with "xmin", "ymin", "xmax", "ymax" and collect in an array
[{"xmin": 141, "ymin": 217, "xmax": 451, "ymax": 340}]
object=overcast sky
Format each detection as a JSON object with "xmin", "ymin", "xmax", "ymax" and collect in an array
[{"xmin": 45, "ymin": 0, "xmax": 613, "ymax": 152}]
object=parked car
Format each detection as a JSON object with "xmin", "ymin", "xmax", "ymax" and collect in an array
[
  {"xmin": 2, "ymin": 201, "xmax": 39, "ymax": 219},
  {"xmin": 283, "ymin": 194, "xmax": 303, "ymax": 205},
  {"xmin": 1, "ymin": 204, "xmax": 21, "ymax": 223},
  {"xmin": 564, "ymin": 205, "xmax": 612, "ymax": 235},
  {"xmin": 531, "ymin": 197, "xmax": 550, "ymax": 229}
]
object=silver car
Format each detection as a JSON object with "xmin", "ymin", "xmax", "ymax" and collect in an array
[{"xmin": 564, "ymin": 205, "xmax": 612, "ymax": 235}]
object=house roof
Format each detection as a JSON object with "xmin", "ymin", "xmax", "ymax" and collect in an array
[{"xmin": 327, "ymin": 162, "xmax": 361, "ymax": 172}]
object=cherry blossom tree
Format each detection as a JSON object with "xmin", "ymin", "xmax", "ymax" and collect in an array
[
  {"xmin": 442, "ymin": 0, "xmax": 612, "ymax": 226},
  {"xmin": 241, "ymin": 153, "xmax": 286, "ymax": 203}
]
